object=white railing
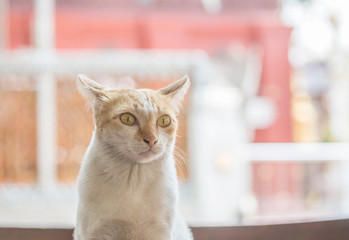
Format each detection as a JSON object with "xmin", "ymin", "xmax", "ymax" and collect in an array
[
  {"xmin": 2, "ymin": 49, "xmax": 349, "ymax": 226},
  {"xmin": 1, "ymin": 50, "xmax": 349, "ymax": 225}
]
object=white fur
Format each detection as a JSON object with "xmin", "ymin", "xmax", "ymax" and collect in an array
[{"xmin": 74, "ymin": 134, "xmax": 193, "ymax": 240}]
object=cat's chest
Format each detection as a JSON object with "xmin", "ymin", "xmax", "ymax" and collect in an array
[
  {"xmin": 95, "ymin": 186, "xmax": 152, "ymax": 215},
  {"xmin": 82, "ymin": 173, "xmax": 176, "ymax": 221}
]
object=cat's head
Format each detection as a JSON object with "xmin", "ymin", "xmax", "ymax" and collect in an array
[{"xmin": 77, "ymin": 75, "xmax": 190, "ymax": 164}]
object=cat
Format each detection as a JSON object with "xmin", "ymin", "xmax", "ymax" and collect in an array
[{"xmin": 74, "ymin": 74, "xmax": 193, "ymax": 240}]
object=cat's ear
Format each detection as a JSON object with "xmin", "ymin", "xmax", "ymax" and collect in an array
[
  {"xmin": 158, "ymin": 75, "xmax": 190, "ymax": 110},
  {"xmin": 76, "ymin": 74, "xmax": 110, "ymax": 111}
]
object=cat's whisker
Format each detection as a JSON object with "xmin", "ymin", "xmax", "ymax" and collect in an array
[{"xmin": 173, "ymin": 146, "xmax": 191, "ymax": 178}]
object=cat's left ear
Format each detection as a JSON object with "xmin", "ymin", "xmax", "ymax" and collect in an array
[{"xmin": 158, "ymin": 75, "xmax": 190, "ymax": 110}]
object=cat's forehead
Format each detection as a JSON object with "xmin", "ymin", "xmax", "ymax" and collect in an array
[{"xmin": 109, "ymin": 88, "xmax": 171, "ymax": 114}]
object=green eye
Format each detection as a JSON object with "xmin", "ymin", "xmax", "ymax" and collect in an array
[
  {"xmin": 120, "ymin": 113, "xmax": 136, "ymax": 126},
  {"xmin": 157, "ymin": 115, "xmax": 171, "ymax": 128}
]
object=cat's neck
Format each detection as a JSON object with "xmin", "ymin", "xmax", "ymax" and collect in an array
[{"xmin": 83, "ymin": 133, "xmax": 177, "ymax": 188}]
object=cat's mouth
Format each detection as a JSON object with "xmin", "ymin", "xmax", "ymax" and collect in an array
[
  {"xmin": 139, "ymin": 149, "xmax": 156, "ymax": 155},
  {"xmin": 136, "ymin": 148, "xmax": 159, "ymax": 163}
]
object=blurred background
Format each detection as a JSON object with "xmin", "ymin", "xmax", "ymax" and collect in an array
[{"xmin": 1, "ymin": 0, "xmax": 349, "ymax": 228}]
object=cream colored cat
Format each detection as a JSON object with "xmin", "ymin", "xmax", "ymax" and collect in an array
[{"xmin": 74, "ymin": 74, "xmax": 193, "ymax": 240}]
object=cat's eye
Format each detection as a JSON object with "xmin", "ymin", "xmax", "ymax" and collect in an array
[
  {"xmin": 157, "ymin": 115, "xmax": 171, "ymax": 128},
  {"xmin": 120, "ymin": 113, "xmax": 136, "ymax": 126}
]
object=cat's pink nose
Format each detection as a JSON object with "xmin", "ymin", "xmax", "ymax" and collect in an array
[{"xmin": 143, "ymin": 137, "xmax": 158, "ymax": 147}]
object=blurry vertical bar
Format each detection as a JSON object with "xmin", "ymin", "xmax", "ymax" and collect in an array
[
  {"xmin": 35, "ymin": 0, "xmax": 55, "ymax": 50},
  {"xmin": 0, "ymin": 0, "xmax": 8, "ymax": 50},
  {"xmin": 35, "ymin": 0, "xmax": 57, "ymax": 190},
  {"xmin": 37, "ymin": 74, "xmax": 57, "ymax": 189}
]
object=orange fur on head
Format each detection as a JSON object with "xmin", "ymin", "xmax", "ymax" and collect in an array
[{"xmin": 77, "ymin": 74, "xmax": 190, "ymax": 164}]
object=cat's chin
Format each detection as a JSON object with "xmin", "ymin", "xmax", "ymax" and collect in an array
[{"xmin": 135, "ymin": 150, "xmax": 159, "ymax": 164}]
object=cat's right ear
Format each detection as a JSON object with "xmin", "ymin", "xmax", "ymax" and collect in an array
[{"xmin": 76, "ymin": 74, "xmax": 110, "ymax": 111}]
